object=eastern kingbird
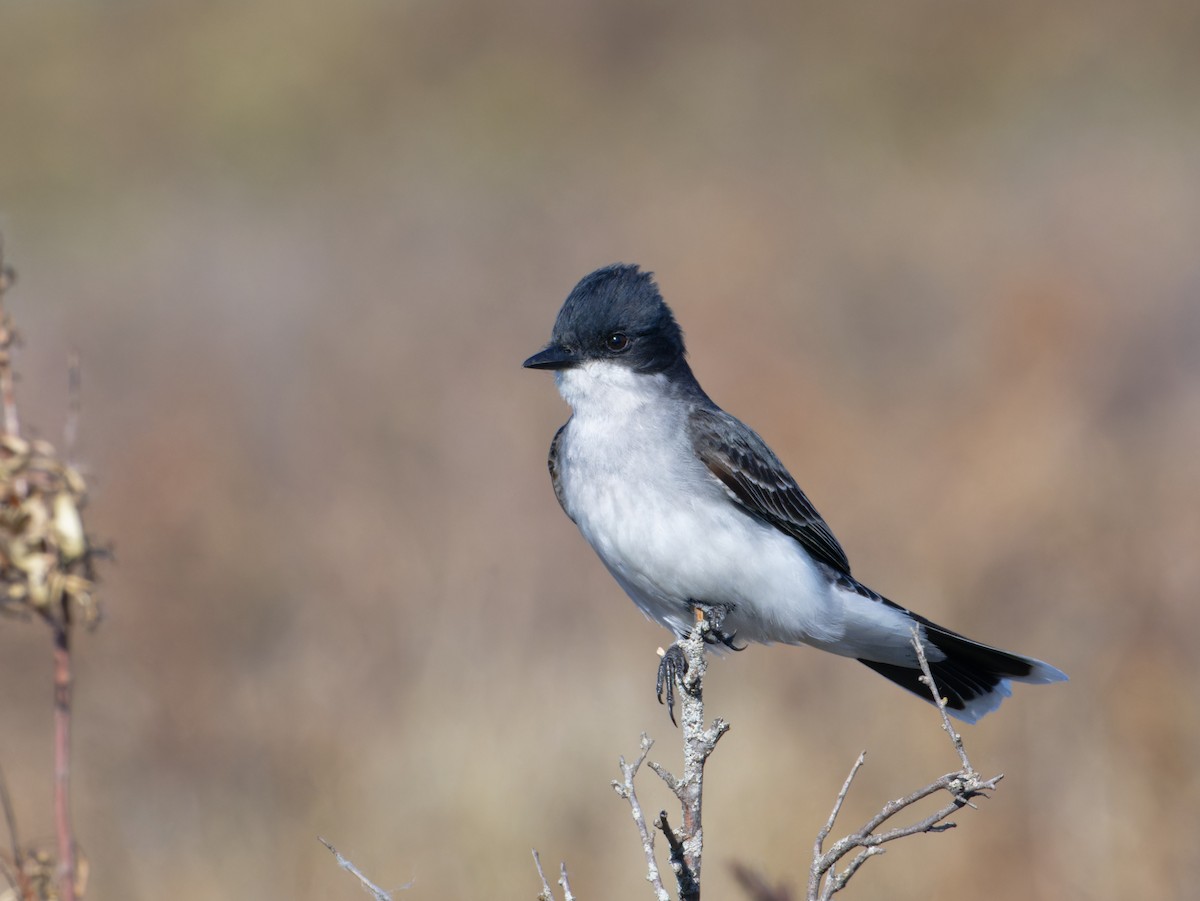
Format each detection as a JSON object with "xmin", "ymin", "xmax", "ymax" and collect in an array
[{"xmin": 524, "ymin": 264, "xmax": 1067, "ymax": 723}]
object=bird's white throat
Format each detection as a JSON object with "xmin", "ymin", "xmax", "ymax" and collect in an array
[{"xmin": 555, "ymin": 361, "xmax": 672, "ymax": 419}]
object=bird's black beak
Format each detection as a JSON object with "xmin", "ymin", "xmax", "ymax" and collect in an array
[{"xmin": 522, "ymin": 344, "xmax": 579, "ymax": 371}]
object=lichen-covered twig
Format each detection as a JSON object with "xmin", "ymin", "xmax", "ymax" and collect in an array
[
  {"xmin": 613, "ymin": 608, "xmax": 729, "ymax": 901},
  {"xmin": 650, "ymin": 608, "xmax": 729, "ymax": 898},
  {"xmin": 611, "ymin": 735, "xmax": 670, "ymax": 901},
  {"xmin": 805, "ymin": 628, "xmax": 1002, "ymax": 900}
]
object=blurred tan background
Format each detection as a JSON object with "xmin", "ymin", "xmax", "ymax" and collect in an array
[{"xmin": 1, "ymin": 1, "xmax": 1198, "ymax": 899}]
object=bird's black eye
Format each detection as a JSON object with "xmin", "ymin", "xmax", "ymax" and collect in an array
[{"xmin": 605, "ymin": 333, "xmax": 630, "ymax": 353}]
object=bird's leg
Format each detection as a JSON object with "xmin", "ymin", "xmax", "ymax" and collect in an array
[
  {"xmin": 658, "ymin": 602, "xmax": 729, "ymax": 724},
  {"xmin": 657, "ymin": 643, "xmax": 688, "ymax": 726}
]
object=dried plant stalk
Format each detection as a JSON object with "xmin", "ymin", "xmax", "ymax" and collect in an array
[{"xmin": 0, "ymin": 239, "xmax": 103, "ymax": 901}]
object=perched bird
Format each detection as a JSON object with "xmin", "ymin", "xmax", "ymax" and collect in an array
[{"xmin": 523, "ymin": 264, "xmax": 1067, "ymax": 723}]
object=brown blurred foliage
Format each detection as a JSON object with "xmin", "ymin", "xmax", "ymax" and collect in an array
[{"xmin": 1, "ymin": 1, "xmax": 1198, "ymax": 899}]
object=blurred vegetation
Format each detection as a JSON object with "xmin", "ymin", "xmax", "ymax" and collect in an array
[{"xmin": 1, "ymin": 1, "xmax": 1198, "ymax": 899}]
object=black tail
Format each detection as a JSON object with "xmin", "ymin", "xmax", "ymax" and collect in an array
[{"xmin": 859, "ymin": 617, "xmax": 1067, "ymax": 724}]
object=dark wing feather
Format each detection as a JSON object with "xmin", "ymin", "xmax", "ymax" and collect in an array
[
  {"xmin": 688, "ymin": 406, "xmax": 851, "ymax": 575},
  {"xmin": 547, "ymin": 422, "xmax": 575, "ymax": 522}
]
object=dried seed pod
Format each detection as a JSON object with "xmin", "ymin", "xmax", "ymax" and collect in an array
[{"xmin": 53, "ymin": 491, "xmax": 87, "ymax": 561}]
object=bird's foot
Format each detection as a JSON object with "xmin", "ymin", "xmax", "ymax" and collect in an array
[
  {"xmin": 707, "ymin": 629, "xmax": 746, "ymax": 652},
  {"xmin": 656, "ymin": 643, "xmax": 692, "ymax": 726},
  {"xmin": 693, "ymin": 602, "xmax": 743, "ymax": 651},
  {"xmin": 657, "ymin": 602, "xmax": 738, "ymax": 725}
]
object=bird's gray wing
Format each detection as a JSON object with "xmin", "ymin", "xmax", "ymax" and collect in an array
[
  {"xmin": 688, "ymin": 406, "xmax": 851, "ymax": 575},
  {"xmin": 547, "ymin": 421, "xmax": 575, "ymax": 522}
]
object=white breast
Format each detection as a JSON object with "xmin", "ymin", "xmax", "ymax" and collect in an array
[{"xmin": 553, "ymin": 362, "xmax": 842, "ymax": 645}]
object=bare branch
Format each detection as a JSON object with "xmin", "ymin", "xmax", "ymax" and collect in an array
[
  {"xmin": 532, "ymin": 850, "xmax": 555, "ymax": 901},
  {"xmin": 319, "ymin": 836, "xmax": 410, "ymax": 900},
  {"xmin": 911, "ymin": 626, "xmax": 974, "ymax": 775},
  {"xmin": 818, "ymin": 846, "xmax": 883, "ymax": 901},
  {"xmin": 611, "ymin": 735, "xmax": 670, "ymax": 901},
  {"xmin": 672, "ymin": 607, "xmax": 730, "ymax": 893},
  {"xmin": 617, "ymin": 606, "xmax": 730, "ymax": 901},
  {"xmin": 558, "ymin": 861, "xmax": 576, "ymax": 901},
  {"xmin": 656, "ymin": 810, "xmax": 698, "ymax": 901},
  {"xmin": 646, "ymin": 759, "xmax": 683, "ymax": 799},
  {"xmin": 804, "ymin": 629, "xmax": 1003, "ymax": 899},
  {"xmin": 814, "ymin": 752, "xmax": 865, "ymax": 852},
  {"xmin": 806, "ymin": 751, "xmax": 865, "ymax": 899},
  {"xmin": 532, "ymin": 850, "xmax": 580, "ymax": 901}
]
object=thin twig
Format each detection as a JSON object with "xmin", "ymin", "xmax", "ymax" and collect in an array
[
  {"xmin": 805, "ymin": 630, "xmax": 1002, "ymax": 899},
  {"xmin": 911, "ymin": 626, "xmax": 974, "ymax": 774},
  {"xmin": 532, "ymin": 849, "xmax": 555, "ymax": 901},
  {"xmin": 819, "ymin": 846, "xmax": 883, "ymax": 901},
  {"xmin": 319, "ymin": 836, "xmax": 410, "ymax": 900},
  {"xmin": 558, "ymin": 861, "xmax": 576, "ymax": 901},
  {"xmin": 807, "ymin": 752, "xmax": 865, "ymax": 899},
  {"xmin": 612, "ymin": 735, "xmax": 670, "ymax": 901},
  {"xmin": 814, "ymin": 752, "xmax": 865, "ymax": 851},
  {"xmin": 656, "ymin": 810, "xmax": 696, "ymax": 901}
]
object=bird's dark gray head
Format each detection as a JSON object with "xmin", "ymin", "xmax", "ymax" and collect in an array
[{"xmin": 522, "ymin": 264, "xmax": 688, "ymax": 375}]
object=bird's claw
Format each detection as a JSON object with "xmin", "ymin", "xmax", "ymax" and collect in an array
[
  {"xmin": 707, "ymin": 628, "xmax": 745, "ymax": 652},
  {"xmin": 656, "ymin": 643, "xmax": 691, "ymax": 726}
]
